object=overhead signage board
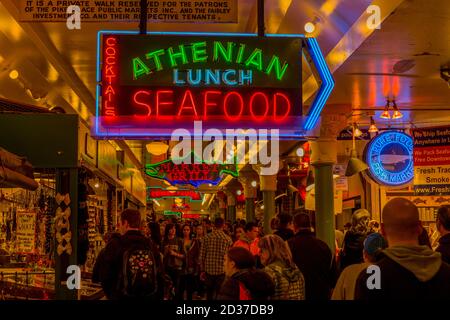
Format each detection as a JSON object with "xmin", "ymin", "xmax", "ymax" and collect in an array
[
  {"xmin": 145, "ymin": 151, "xmax": 238, "ymax": 187},
  {"xmin": 19, "ymin": 0, "xmax": 238, "ymax": 23},
  {"xmin": 412, "ymin": 126, "xmax": 450, "ymax": 196},
  {"xmin": 95, "ymin": 31, "xmax": 305, "ymax": 139},
  {"xmin": 364, "ymin": 131, "xmax": 414, "ymax": 186}
]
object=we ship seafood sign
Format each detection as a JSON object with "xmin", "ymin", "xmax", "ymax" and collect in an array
[
  {"xmin": 19, "ymin": 0, "xmax": 238, "ymax": 23},
  {"xmin": 413, "ymin": 126, "xmax": 450, "ymax": 196}
]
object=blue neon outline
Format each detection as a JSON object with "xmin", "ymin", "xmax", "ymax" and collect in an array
[
  {"xmin": 305, "ymin": 38, "xmax": 334, "ymax": 129},
  {"xmin": 303, "ymin": 37, "xmax": 335, "ymax": 131},
  {"xmin": 95, "ymin": 31, "xmax": 334, "ymax": 137},
  {"xmin": 365, "ymin": 131, "xmax": 414, "ymax": 186},
  {"xmin": 95, "ymin": 85, "xmax": 100, "ymax": 135}
]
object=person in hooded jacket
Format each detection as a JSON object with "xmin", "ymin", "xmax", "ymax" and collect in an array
[
  {"xmin": 258, "ymin": 235, "xmax": 305, "ymax": 300},
  {"xmin": 340, "ymin": 209, "xmax": 373, "ymax": 271},
  {"xmin": 436, "ymin": 205, "xmax": 450, "ymax": 264},
  {"xmin": 355, "ymin": 198, "xmax": 450, "ymax": 300},
  {"xmin": 217, "ymin": 247, "xmax": 275, "ymax": 300}
]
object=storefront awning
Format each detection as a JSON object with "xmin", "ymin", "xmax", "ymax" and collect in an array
[{"xmin": 0, "ymin": 147, "xmax": 38, "ymax": 190}]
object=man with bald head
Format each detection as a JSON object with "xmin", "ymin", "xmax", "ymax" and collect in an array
[{"xmin": 355, "ymin": 198, "xmax": 450, "ymax": 299}]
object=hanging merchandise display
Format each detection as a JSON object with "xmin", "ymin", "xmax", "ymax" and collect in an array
[
  {"xmin": 54, "ymin": 193, "xmax": 72, "ymax": 256},
  {"xmin": 77, "ymin": 182, "xmax": 90, "ymax": 266}
]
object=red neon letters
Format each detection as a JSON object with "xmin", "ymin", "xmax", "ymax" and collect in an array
[
  {"xmin": 160, "ymin": 163, "xmax": 219, "ymax": 182},
  {"xmin": 148, "ymin": 189, "xmax": 202, "ymax": 201},
  {"xmin": 103, "ymin": 37, "xmax": 117, "ymax": 116},
  {"xmin": 131, "ymin": 89, "xmax": 292, "ymax": 121}
]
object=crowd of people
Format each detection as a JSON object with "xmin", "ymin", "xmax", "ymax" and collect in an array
[{"xmin": 92, "ymin": 198, "xmax": 450, "ymax": 300}]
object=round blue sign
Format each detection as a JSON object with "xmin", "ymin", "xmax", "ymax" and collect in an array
[{"xmin": 364, "ymin": 131, "xmax": 414, "ymax": 186}]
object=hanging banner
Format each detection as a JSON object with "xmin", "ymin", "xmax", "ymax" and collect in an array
[
  {"xmin": 16, "ymin": 211, "xmax": 37, "ymax": 254},
  {"xmin": 19, "ymin": 0, "xmax": 238, "ymax": 23},
  {"xmin": 412, "ymin": 126, "xmax": 450, "ymax": 196}
]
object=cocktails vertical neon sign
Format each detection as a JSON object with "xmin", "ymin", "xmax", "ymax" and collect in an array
[{"xmin": 103, "ymin": 37, "xmax": 117, "ymax": 116}]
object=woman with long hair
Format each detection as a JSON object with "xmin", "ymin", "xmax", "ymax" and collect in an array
[
  {"xmin": 258, "ymin": 235, "xmax": 305, "ymax": 300},
  {"xmin": 218, "ymin": 247, "xmax": 275, "ymax": 300},
  {"xmin": 178, "ymin": 224, "xmax": 200, "ymax": 300},
  {"xmin": 162, "ymin": 223, "xmax": 184, "ymax": 301}
]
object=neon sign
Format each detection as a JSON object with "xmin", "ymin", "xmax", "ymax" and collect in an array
[
  {"xmin": 164, "ymin": 211, "xmax": 181, "ymax": 217},
  {"xmin": 364, "ymin": 131, "xmax": 414, "ymax": 186},
  {"xmin": 131, "ymin": 40, "xmax": 289, "ymax": 81},
  {"xmin": 97, "ymin": 32, "xmax": 303, "ymax": 138},
  {"xmin": 96, "ymin": 31, "xmax": 333, "ymax": 138},
  {"xmin": 145, "ymin": 151, "xmax": 238, "ymax": 187},
  {"xmin": 147, "ymin": 188, "xmax": 203, "ymax": 201},
  {"xmin": 182, "ymin": 214, "xmax": 202, "ymax": 219},
  {"xmin": 103, "ymin": 37, "xmax": 117, "ymax": 116}
]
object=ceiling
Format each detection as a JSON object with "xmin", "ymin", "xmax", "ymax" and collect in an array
[{"xmin": 0, "ymin": 0, "xmax": 449, "ymax": 210}]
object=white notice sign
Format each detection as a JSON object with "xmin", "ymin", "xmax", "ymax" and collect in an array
[{"xmin": 19, "ymin": 0, "xmax": 238, "ymax": 23}]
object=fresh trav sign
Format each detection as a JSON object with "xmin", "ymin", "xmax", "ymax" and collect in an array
[
  {"xmin": 95, "ymin": 31, "xmax": 310, "ymax": 139},
  {"xmin": 412, "ymin": 126, "xmax": 450, "ymax": 195},
  {"xmin": 364, "ymin": 131, "xmax": 414, "ymax": 186}
]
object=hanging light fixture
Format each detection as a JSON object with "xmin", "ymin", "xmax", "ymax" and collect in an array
[
  {"xmin": 9, "ymin": 69, "xmax": 19, "ymax": 80},
  {"xmin": 353, "ymin": 122, "xmax": 363, "ymax": 137},
  {"xmin": 345, "ymin": 122, "xmax": 368, "ymax": 177},
  {"xmin": 380, "ymin": 100, "xmax": 391, "ymax": 119},
  {"xmin": 368, "ymin": 116, "xmax": 379, "ymax": 133},
  {"xmin": 304, "ymin": 22, "xmax": 316, "ymax": 33},
  {"xmin": 391, "ymin": 100, "xmax": 403, "ymax": 119},
  {"xmin": 146, "ymin": 141, "xmax": 169, "ymax": 156}
]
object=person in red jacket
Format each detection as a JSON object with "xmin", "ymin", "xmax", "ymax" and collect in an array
[{"xmin": 233, "ymin": 222, "xmax": 260, "ymax": 257}]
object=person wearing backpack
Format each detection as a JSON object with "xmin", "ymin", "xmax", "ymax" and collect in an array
[
  {"xmin": 217, "ymin": 247, "xmax": 275, "ymax": 300},
  {"xmin": 258, "ymin": 235, "xmax": 305, "ymax": 300},
  {"xmin": 92, "ymin": 209, "xmax": 163, "ymax": 300}
]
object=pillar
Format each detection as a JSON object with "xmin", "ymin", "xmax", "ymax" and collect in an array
[
  {"xmin": 309, "ymin": 114, "xmax": 345, "ymax": 253},
  {"xmin": 242, "ymin": 180, "xmax": 257, "ymax": 223},
  {"xmin": 225, "ymin": 192, "xmax": 236, "ymax": 222},
  {"xmin": 218, "ymin": 197, "xmax": 227, "ymax": 220},
  {"xmin": 259, "ymin": 174, "xmax": 277, "ymax": 235}
]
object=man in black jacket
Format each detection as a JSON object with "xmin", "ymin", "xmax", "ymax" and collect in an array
[
  {"xmin": 355, "ymin": 198, "xmax": 450, "ymax": 300},
  {"xmin": 274, "ymin": 213, "xmax": 294, "ymax": 241},
  {"xmin": 436, "ymin": 205, "xmax": 450, "ymax": 264},
  {"xmin": 287, "ymin": 213, "xmax": 337, "ymax": 300},
  {"xmin": 92, "ymin": 209, "xmax": 163, "ymax": 300}
]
